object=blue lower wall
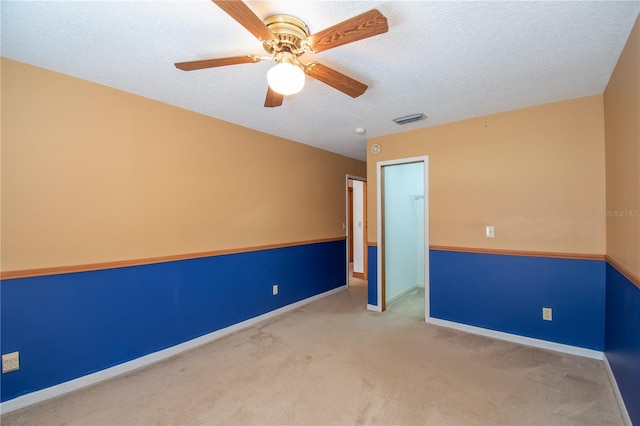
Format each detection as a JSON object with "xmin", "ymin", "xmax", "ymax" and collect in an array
[
  {"xmin": 430, "ymin": 250, "xmax": 606, "ymax": 350},
  {"xmin": 605, "ymin": 263, "xmax": 640, "ymax": 425},
  {"xmin": 367, "ymin": 245, "xmax": 377, "ymax": 306},
  {"xmin": 0, "ymin": 239, "xmax": 346, "ymax": 403}
]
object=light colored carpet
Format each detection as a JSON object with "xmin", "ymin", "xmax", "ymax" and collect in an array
[{"xmin": 1, "ymin": 276, "xmax": 624, "ymax": 425}]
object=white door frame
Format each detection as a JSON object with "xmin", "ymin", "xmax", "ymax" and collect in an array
[
  {"xmin": 346, "ymin": 174, "xmax": 366, "ymax": 287},
  {"xmin": 376, "ymin": 156, "xmax": 430, "ymax": 322}
]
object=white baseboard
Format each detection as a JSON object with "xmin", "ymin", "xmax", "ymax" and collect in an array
[
  {"xmin": 367, "ymin": 304, "xmax": 381, "ymax": 312},
  {"xmin": 0, "ymin": 285, "xmax": 347, "ymax": 414},
  {"xmin": 429, "ymin": 318, "xmax": 604, "ymax": 360},
  {"xmin": 603, "ymin": 354, "xmax": 632, "ymax": 426}
]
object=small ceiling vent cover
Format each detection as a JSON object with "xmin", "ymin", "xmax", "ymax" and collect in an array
[{"xmin": 393, "ymin": 113, "xmax": 427, "ymax": 125}]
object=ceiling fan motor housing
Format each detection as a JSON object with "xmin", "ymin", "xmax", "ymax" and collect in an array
[{"xmin": 262, "ymin": 15, "xmax": 310, "ymax": 55}]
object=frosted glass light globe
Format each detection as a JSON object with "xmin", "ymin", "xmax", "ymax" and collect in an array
[{"xmin": 267, "ymin": 61, "xmax": 305, "ymax": 95}]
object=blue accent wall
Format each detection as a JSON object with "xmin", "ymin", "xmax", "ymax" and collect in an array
[
  {"xmin": 367, "ymin": 245, "xmax": 377, "ymax": 306},
  {"xmin": 0, "ymin": 240, "xmax": 346, "ymax": 403},
  {"xmin": 605, "ymin": 263, "xmax": 640, "ymax": 425},
  {"xmin": 430, "ymin": 250, "xmax": 606, "ymax": 350}
]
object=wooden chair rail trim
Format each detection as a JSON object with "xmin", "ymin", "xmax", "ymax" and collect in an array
[
  {"xmin": 0, "ymin": 237, "xmax": 347, "ymax": 281},
  {"xmin": 606, "ymin": 255, "xmax": 640, "ymax": 289},
  {"xmin": 429, "ymin": 245, "xmax": 605, "ymax": 261},
  {"xmin": 366, "ymin": 242, "xmax": 605, "ymax": 262}
]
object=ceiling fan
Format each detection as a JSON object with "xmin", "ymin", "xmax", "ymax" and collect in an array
[{"xmin": 175, "ymin": 1, "xmax": 389, "ymax": 108}]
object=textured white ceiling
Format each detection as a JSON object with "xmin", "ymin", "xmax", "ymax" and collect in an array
[{"xmin": 2, "ymin": 1, "xmax": 638, "ymax": 161}]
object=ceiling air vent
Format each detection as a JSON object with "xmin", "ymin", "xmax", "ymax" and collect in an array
[{"xmin": 393, "ymin": 113, "xmax": 427, "ymax": 125}]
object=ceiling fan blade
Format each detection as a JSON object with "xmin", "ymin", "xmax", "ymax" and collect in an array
[
  {"xmin": 212, "ymin": 0, "xmax": 275, "ymax": 41},
  {"xmin": 264, "ymin": 86, "xmax": 284, "ymax": 108},
  {"xmin": 175, "ymin": 55, "xmax": 261, "ymax": 71},
  {"xmin": 305, "ymin": 63, "xmax": 368, "ymax": 98},
  {"xmin": 305, "ymin": 9, "xmax": 388, "ymax": 53}
]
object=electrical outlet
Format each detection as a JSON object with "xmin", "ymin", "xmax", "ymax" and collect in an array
[
  {"xmin": 2, "ymin": 352, "xmax": 20, "ymax": 373},
  {"xmin": 542, "ymin": 307, "xmax": 553, "ymax": 321},
  {"xmin": 272, "ymin": 284, "xmax": 278, "ymax": 295}
]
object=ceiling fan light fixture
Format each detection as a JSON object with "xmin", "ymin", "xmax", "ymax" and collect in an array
[{"xmin": 267, "ymin": 59, "xmax": 305, "ymax": 96}]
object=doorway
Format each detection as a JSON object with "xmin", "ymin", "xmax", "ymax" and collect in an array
[
  {"xmin": 346, "ymin": 175, "xmax": 367, "ymax": 286},
  {"xmin": 377, "ymin": 157, "xmax": 429, "ymax": 321}
]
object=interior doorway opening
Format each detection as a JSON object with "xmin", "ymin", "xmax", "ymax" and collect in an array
[
  {"xmin": 346, "ymin": 175, "xmax": 367, "ymax": 287},
  {"xmin": 377, "ymin": 157, "xmax": 429, "ymax": 321}
]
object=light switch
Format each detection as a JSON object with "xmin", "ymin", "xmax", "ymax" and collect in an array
[{"xmin": 485, "ymin": 226, "xmax": 495, "ymax": 238}]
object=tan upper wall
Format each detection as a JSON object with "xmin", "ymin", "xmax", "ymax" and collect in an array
[
  {"xmin": 367, "ymin": 95, "xmax": 606, "ymax": 255},
  {"xmin": 604, "ymin": 15, "xmax": 640, "ymax": 279},
  {"xmin": 1, "ymin": 58, "xmax": 365, "ymax": 271}
]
